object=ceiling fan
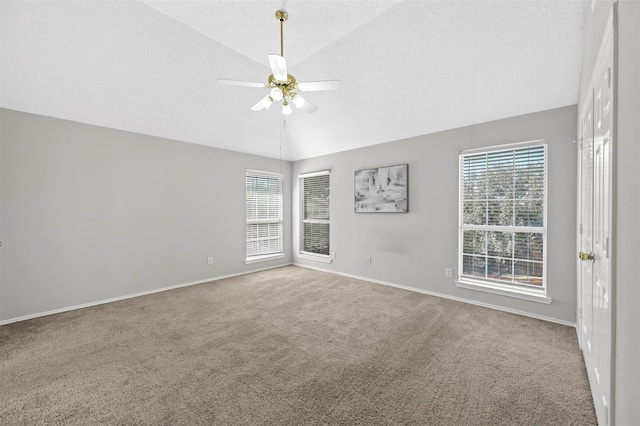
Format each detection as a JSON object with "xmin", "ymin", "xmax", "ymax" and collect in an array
[{"xmin": 217, "ymin": 10, "xmax": 341, "ymax": 115}]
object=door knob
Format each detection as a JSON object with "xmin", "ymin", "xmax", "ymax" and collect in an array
[{"xmin": 579, "ymin": 251, "xmax": 594, "ymax": 261}]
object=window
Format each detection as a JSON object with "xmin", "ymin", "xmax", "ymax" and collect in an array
[
  {"xmin": 299, "ymin": 171, "xmax": 331, "ymax": 262},
  {"xmin": 458, "ymin": 142, "xmax": 549, "ymax": 302},
  {"xmin": 245, "ymin": 170, "xmax": 283, "ymax": 264}
]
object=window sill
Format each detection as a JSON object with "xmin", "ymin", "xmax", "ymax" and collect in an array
[
  {"xmin": 456, "ymin": 279, "xmax": 552, "ymax": 304},
  {"xmin": 298, "ymin": 253, "xmax": 332, "ymax": 264},
  {"xmin": 245, "ymin": 253, "xmax": 285, "ymax": 265}
]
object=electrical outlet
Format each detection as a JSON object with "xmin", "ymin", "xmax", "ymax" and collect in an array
[
  {"xmin": 331, "ymin": 252, "xmax": 336, "ymax": 259},
  {"xmin": 445, "ymin": 268, "xmax": 453, "ymax": 278},
  {"xmin": 207, "ymin": 257, "xmax": 213, "ymax": 265},
  {"xmin": 366, "ymin": 256, "xmax": 372, "ymax": 265}
]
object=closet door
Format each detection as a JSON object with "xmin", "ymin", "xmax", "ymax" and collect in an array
[
  {"xmin": 578, "ymin": 10, "xmax": 614, "ymax": 426},
  {"xmin": 578, "ymin": 89, "xmax": 594, "ymax": 369}
]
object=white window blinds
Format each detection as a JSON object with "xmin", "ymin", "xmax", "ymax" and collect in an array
[
  {"xmin": 299, "ymin": 171, "xmax": 330, "ymax": 257},
  {"xmin": 459, "ymin": 143, "xmax": 546, "ymax": 289},
  {"xmin": 246, "ymin": 171, "xmax": 283, "ymax": 259}
]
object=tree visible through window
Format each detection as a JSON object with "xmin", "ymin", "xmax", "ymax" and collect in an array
[{"xmin": 459, "ymin": 143, "xmax": 546, "ymax": 289}]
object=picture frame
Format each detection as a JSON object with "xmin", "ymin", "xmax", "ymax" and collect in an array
[{"xmin": 354, "ymin": 164, "xmax": 408, "ymax": 213}]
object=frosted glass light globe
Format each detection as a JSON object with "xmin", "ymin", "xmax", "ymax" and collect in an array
[
  {"xmin": 270, "ymin": 87, "xmax": 283, "ymax": 101},
  {"xmin": 292, "ymin": 95, "xmax": 305, "ymax": 108}
]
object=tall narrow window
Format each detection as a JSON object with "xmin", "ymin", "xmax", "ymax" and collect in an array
[
  {"xmin": 245, "ymin": 170, "xmax": 283, "ymax": 264},
  {"xmin": 458, "ymin": 142, "xmax": 548, "ymax": 300},
  {"xmin": 299, "ymin": 171, "xmax": 331, "ymax": 261}
]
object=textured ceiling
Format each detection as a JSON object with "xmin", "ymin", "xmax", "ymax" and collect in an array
[{"xmin": 1, "ymin": 0, "xmax": 586, "ymax": 161}]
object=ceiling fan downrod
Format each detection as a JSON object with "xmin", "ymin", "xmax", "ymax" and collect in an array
[{"xmin": 275, "ymin": 10, "xmax": 288, "ymax": 57}]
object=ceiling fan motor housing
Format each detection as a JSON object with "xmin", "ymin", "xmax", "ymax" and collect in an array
[{"xmin": 268, "ymin": 73, "xmax": 299, "ymax": 100}]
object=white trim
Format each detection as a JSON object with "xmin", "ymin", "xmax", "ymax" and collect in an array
[
  {"xmin": 0, "ymin": 263, "xmax": 293, "ymax": 326},
  {"xmin": 460, "ymin": 139, "xmax": 547, "ymax": 155},
  {"xmin": 297, "ymin": 253, "xmax": 332, "ymax": 264},
  {"xmin": 458, "ymin": 142, "xmax": 549, "ymax": 295},
  {"xmin": 460, "ymin": 224, "xmax": 545, "ymax": 234},
  {"xmin": 301, "ymin": 219, "xmax": 330, "ymax": 225},
  {"xmin": 246, "ymin": 169, "xmax": 282, "ymax": 179},
  {"xmin": 294, "ymin": 263, "xmax": 572, "ymax": 327},
  {"xmin": 245, "ymin": 171, "xmax": 283, "ymax": 259},
  {"xmin": 455, "ymin": 279, "xmax": 552, "ymax": 304},
  {"xmin": 299, "ymin": 171, "xmax": 331, "ymax": 263},
  {"xmin": 245, "ymin": 252, "xmax": 285, "ymax": 264},
  {"xmin": 298, "ymin": 170, "xmax": 330, "ymax": 178}
]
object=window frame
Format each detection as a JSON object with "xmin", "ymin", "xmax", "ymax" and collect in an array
[
  {"xmin": 244, "ymin": 169, "xmax": 285, "ymax": 264},
  {"xmin": 298, "ymin": 170, "xmax": 332, "ymax": 263},
  {"xmin": 456, "ymin": 140, "xmax": 551, "ymax": 304}
]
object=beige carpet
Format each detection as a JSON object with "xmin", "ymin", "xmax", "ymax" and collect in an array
[{"xmin": 1, "ymin": 265, "xmax": 596, "ymax": 425}]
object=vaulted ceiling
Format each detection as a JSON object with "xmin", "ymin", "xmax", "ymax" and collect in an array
[{"xmin": 1, "ymin": 1, "xmax": 586, "ymax": 161}]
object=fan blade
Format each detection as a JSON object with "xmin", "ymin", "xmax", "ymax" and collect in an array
[
  {"xmin": 297, "ymin": 80, "xmax": 342, "ymax": 92},
  {"xmin": 250, "ymin": 95, "xmax": 272, "ymax": 111},
  {"xmin": 268, "ymin": 54, "xmax": 288, "ymax": 82},
  {"xmin": 217, "ymin": 78, "xmax": 265, "ymax": 88},
  {"xmin": 294, "ymin": 95, "xmax": 318, "ymax": 114}
]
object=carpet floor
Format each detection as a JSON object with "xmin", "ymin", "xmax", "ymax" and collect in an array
[{"xmin": 0, "ymin": 265, "xmax": 596, "ymax": 425}]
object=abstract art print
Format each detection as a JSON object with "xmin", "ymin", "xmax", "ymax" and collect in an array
[{"xmin": 355, "ymin": 164, "xmax": 408, "ymax": 212}]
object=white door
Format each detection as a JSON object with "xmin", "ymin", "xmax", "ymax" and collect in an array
[
  {"xmin": 578, "ymin": 14, "xmax": 614, "ymax": 426},
  {"xmin": 579, "ymin": 90, "xmax": 594, "ymax": 358}
]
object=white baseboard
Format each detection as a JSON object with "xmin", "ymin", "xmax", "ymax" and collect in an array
[
  {"xmin": 293, "ymin": 263, "xmax": 576, "ymax": 328},
  {"xmin": 2, "ymin": 263, "xmax": 575, "ymax": 329},
  {"xmin": 0, "ymin": 263, "xmax": 293, "ymax": 326}
]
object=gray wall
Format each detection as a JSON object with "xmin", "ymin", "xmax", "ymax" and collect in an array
[
  {"xmin": 579, "ymin": 1, "xmax": 640, "ymax": 424},
  {"xmin": 0, "ymin": 109, "xmax": 292, "ymax": 322},
  {"xmin": 293, "ymin": 105, "xmax": 578, "ymax": 325},
  {"xmin": 615, "ymin": 3, "xmax": 640, "ymax": 422}
]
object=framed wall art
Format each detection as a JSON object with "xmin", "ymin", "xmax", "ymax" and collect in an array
[{"xmin": 354, "ymin": 164, "xmax": 408, "ymax": 213}]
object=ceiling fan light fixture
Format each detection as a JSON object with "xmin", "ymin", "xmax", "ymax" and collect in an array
[
  {"xmin": 270, "ymin": 87, "xmax": 283, "ymax": 101},
  {"xmin": 282, "ymin": 102, "xmax": 292, "ymax": 115},
  {"xmin": 292, "ymin": 95, "xmax": 304, "ymax": 108}
]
